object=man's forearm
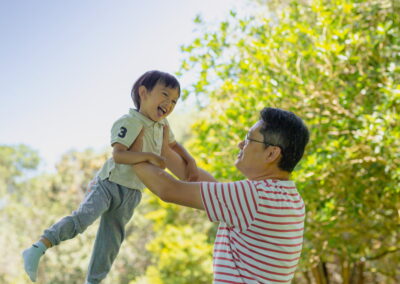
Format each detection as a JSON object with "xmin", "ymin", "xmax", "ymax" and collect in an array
[
  {"xmin": 132, "ymin": 162, "xmax": 205, "ymax": 210},
  {"xmin": 133, "ymin": 162, "xmax": 177, "ymax": 199}
]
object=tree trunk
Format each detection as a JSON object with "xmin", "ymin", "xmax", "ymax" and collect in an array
[
  {"xmin": 341, "ymin": 260, "xmax": 350, "ymax": 284},
  {"xmin": 303, "ymin": 271, "xmax": 312, "ymax": 284},
  {"xmin": 311, "ymin": 265, "xmax": 323, "ymax": 284},
  {"xmin": 351, "ymin": 261, "xmax": 365, "ymax": 284},
  {"xmin": 321, "ymin": 262, "xmax": 329, "ymax": 284},
  {"xmin": 357, "ymin": 261, "xmax": 365, "ymax": 284},
  {"xmin": 311, "ymin": 262, "xmax": 329, "ymax": 284}
]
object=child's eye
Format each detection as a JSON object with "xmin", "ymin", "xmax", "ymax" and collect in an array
[
  {"xmin": 172, "ymin": 100, "xmax": 177, "ymax": 105},
  {"xmin": 163, "ymin": 92, "xmax": 169, "ymax": 97}
]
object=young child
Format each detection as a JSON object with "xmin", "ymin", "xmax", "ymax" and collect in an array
[{"xmin": 22, "ymin": 70, "xmax": 199, "ymax": 284}]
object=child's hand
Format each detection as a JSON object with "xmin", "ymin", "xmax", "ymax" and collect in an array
[
  {"xmin": 148, "ymin": 153, "xmax": 167, "ymax": 169},
  {"xmin": 186, "ymin": 159, "xmax": 199, "ymax": 181},
  {"xmin": 129, "ymin": 127, "xmax": 166, "ymax": 168}
]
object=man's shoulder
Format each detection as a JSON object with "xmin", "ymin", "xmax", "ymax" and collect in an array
[
  {"xmin": 201, "ymin": 179, "xmax": 255, "ymax": 191},
  {"xmin": 251, "ymin": 179, "xmax": 297, "ymax": 190},
  {"xmin": 253, "ymin": 180, "xmax": 304, "ymax": 209},
  {"xmin": 203, "ymin": 179, "xmax": 297, "ymax": 190}
]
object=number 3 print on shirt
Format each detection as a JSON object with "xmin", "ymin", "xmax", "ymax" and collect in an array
[{"xmin": 118, "ymin": 127, "xmax": 127, "ymax": 138}]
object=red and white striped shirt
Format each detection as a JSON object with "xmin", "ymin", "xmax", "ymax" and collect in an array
[{"xmin": 200, "ymin": 179, "xmax": 305, "ymax": 284}]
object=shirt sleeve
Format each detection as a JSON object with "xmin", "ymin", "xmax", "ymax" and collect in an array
[
  {"xmin": 200, "ymin": 180, "xmax": 259, "ymax": 231},
  {"xmin": 110, "ymin": 116, "xmax": 143, "ymax": 148}
]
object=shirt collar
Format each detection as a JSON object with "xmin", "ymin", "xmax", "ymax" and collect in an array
[{"xmin": 129, "ymin": 108, "xmax": 166, "ymax": 126}]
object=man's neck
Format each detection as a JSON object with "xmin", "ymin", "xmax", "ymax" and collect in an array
[{"xmin": 247, "ymin": 171, "xmax": 290, "ymax": 181}]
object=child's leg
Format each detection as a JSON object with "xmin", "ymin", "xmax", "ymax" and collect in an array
[
  {"xmin": 22, "ymin": 178, "xmax": 111, "ymax": 282},
  {"xmin": 42, "ymin": 179, "xmax": 112, "ymax": 245},
  {"xmin": 86, "ymin": 181, "xmax": 142, "ymax": 284},
  {"xmin": 22, "ymin": 241, "xmax": 47, "ymax": 282}
]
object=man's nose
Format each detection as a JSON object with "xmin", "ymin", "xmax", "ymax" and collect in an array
[{"xmin": 238, "ymin": 140, "xmax": 245, "ymax": 149}]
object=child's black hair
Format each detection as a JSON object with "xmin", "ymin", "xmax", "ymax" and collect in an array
[{"xmin": 131, "ymin": 70, "xmax": 181, "ymax": 109}]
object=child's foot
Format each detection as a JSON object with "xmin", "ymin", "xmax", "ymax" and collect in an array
[{"xmin": 22, "ymin": 242, "xmax": 47, "ymax": 282}]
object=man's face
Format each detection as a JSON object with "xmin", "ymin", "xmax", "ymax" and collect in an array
[{"xmin": 235, "ymin": 121, "xmax": 267, "ymax": 174}]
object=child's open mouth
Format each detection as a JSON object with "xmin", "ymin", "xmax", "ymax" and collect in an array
[{"xmin": 157, "ymin": 106, "xmax": 167, "ymax": 117}]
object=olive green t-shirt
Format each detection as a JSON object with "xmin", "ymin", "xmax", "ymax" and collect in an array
[{"xmin": 97, "ymin": 109, "xmax": 175, "ymax": 191}]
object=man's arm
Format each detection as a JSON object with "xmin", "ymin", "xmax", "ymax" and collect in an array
[{"xmin": 132, "ymin": 162, "xmax": 205, "ymax": 210}]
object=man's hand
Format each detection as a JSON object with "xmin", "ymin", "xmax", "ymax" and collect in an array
[{"xmin": 129, "ymin": 128, "xmax": 166, "ymax": 169}]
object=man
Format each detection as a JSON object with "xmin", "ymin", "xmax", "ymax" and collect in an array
[{"xmin": 132, "ymin": 107, "xmax": 310, "ymax": 283}]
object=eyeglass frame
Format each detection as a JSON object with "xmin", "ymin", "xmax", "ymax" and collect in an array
[{"xmin": 245, "ymin": 133, "xmax": 283, "ymax": 152}]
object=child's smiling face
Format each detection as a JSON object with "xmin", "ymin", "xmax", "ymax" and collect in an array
[{"xmin": 138, "ymin": 82, "xmax": 180, "ymax": 122}]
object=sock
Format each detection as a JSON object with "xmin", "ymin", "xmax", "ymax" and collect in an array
[{"xmin": 22, "ymin": 241, "xmax": 47, "ymax": 282}]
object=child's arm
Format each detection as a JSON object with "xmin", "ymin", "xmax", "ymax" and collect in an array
[
  {"xmin": 113, "ymin": 142, "xmax": 166, "ymax": 168},
  {"xmin": 164, "ymin": 148, "xmax": 216, "ymax": 182},
  {"xmin": 130, "ymin": 127, "xmax": 216, "ymax": 183},
  {"xmin": 168, "ymin": 142, "xmax": 199, "ymax": 181}
]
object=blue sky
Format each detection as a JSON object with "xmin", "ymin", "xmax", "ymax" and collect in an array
[{"xmin": 0, "ymin": 0, "xmax": 247, "ymax": 172}]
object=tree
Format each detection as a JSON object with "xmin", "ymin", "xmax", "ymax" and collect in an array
[
  {"xmin": 0, "ymin": 144, "xmax": 39, "ymax": 195},
  {"xmin": 0, "ymin": 145, "xmax": 40, "ymax": 283},
  {"xmin": 179, "ymin": 0, "xmax": 400, "ymax": 283},
  {"xmin": 3, "ymin": 144, "xmax": 214, "ymax": 283},
  {"xmin": 2, "ymin": 148, "xmax": 109, "ymax": 283}
]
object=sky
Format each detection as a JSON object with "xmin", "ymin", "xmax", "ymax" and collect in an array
[{"xmin": 0, "ymin": 0, "xmax": 249, "ymax": 172}]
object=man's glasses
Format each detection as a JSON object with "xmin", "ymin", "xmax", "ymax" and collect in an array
[{"xmin": 245, "ymin": 133, "xmax": 283, "ymax": 151}]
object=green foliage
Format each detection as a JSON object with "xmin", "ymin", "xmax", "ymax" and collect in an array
[
  {"xmin": 0, "ymin": 145, "xmax": 40, "ymax": 283},
  {"xmin": 179, "ymin": 0, "xmax": 400, "ymax": 282},
  {"xmin": 1, "ymin": 145, "xmax": 213, "ymax": 283},
  {"xmin": 138, "ymin": 223, "xmax": 212, "ymax": 284},
  {"xmin": 0, "ymin": 144, "xmax": 39, "ymax": 196},
  {"xmin": 132, "ymin": 189, "xmax": 213, "ymax": 284},
  {"xmin": 3, "ymin": 0, "xmax": 400, "ymax": 283},
  {"xmin": 1, "ymin": 147, "xmax": 109, "ymax": 283}
]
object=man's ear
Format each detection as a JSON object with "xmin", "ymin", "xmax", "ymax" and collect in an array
[
  {"xmin": 264, "ymin": 146, "xmax": 282, "ymax": 164},
  {"xmin": 138, "ymin": 85, "xmax": 147, "ymax": 100}
]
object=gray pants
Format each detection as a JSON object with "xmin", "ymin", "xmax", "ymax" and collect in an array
[{"xmin": 42, "ymin": 178, "xmax": 142, "ymax": 284}]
